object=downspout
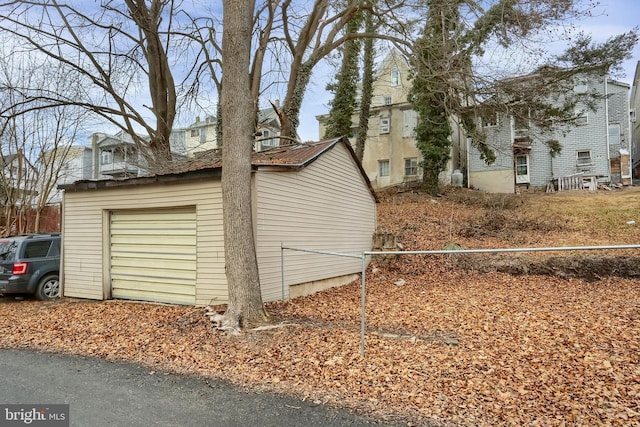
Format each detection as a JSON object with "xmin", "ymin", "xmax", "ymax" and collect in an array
[
  {"xmin": 605, "ymin": 76, "xmax": 611, "ymax": 182},
  {"xmin": 626, "ymin": 84, "xmax": 634, "ymax": 182},
  {"xmin": 466, "ymin": 136, "xmax": 471, "ymax": 188}
]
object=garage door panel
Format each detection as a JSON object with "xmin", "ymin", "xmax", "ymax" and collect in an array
[
  {"xmin": 112, "ymin": 211, "xmax": 195, "ymax": 222},
  {"xmin": 111, "ymin": 251, "xmax": 196, "ymax": 261},
  {"xmin": 111, "ymin": 243, "xmax": 196, "ymax": 255},
  {"xmin": 110, "ymin": 286, "xmax": 195, "ymax": 305},
  {"xmin": 110, "ymin": 208, "xmax": 196, "ymax": 305},
  {"xmin": 111, "ymin": 271, "xmax": 196, "ymax": 285},
  {"xmin": 111, "ymin": 259, "xmax": 197, "ymax": 274},
  {"xmin": 112, "ymin": 277, "xmax": 195, "ymax": 293},
  {"xmin": 110, "ymin": 235, "xmax": 196, "ymax": 246}
]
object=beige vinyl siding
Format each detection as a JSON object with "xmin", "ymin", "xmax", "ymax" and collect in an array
[
  {"xmin": 254, "ymin": 143, "xmax": 376, "ymax": 301},
  {"xmin": 110, "ymin": 209, "xmax": 197, "ymax": 305},
  {"xmin": 62, "ymin": 180, "xmax": 226, "ymax": 305}
]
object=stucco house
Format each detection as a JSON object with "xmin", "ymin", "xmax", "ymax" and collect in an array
[
  {"xmin": 468, "ymin": 70, "xmax": 632, "ymax": 193},
  {"xmin": 58, "ymin": 137, "xmax": 376, "ymax": 306},
  {"xmin": 316, "ymin": 50, "xmax": 466, "ymax": 190}
]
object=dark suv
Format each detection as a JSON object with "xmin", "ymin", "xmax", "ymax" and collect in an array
[{"xmin": 0, "ymin": 234, "xmax": 61, "ymax": 300}]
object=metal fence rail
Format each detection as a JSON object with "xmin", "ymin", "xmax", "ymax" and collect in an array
[{"xmin": 281, "ymin": 243, "xmax": 640, "ymax": 357}]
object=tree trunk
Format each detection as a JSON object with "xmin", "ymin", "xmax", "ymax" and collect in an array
[
  {"xmin": 219, "ymin": 0, "xmax": 268, "ymax": 332},
  {"xmin": 422, "ymin": 166, "xmax": 440, "ymax": 196}
]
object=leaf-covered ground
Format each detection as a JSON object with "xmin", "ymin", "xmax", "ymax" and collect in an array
[{"xmin": 1, "ymin": 187, "xmax": 639, "ymax": 426}]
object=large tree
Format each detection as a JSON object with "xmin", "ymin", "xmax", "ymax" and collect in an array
[
  {"xmin": 0, "ymin": 0, "xmax": 181, "ymax": 171},
  {"xmin": 216, "ymin": 0, "xmax": 269, "ymax": 331},
  {"xmin": 408, "ymin": 0, "xmax": 638, "ymax": 194}
]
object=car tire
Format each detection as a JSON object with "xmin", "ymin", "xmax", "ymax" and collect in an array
[{"xmin": 36, "ymin": 274, "xmax": 60, "ymax": 300}]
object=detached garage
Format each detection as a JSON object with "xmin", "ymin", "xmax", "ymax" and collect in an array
[{"xmin": 59, "ymin": 137, "xmax": 377, "ymax": 306}]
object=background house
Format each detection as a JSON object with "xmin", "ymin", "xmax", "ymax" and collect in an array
[
  {"xmin": 46, "ymin": 145, "xmax": 93, "ymax": 204},
  {"xmin": 0, "ymin": 151, "xmax": 38, "ymax": 198},
  {"xmin": 316, "ymin": 50, "xmax": 466, "ymax": 190},
  {"xmin": 630, "ymin": 60, "xmax": 640, "ymax": 179},
  {"xmin": 468, "ymin": 72, "xmax": 632, "ymax": 193},
  {"xmin": 59, "ymin": 137, "xmax": 376, "ymax": 306}
]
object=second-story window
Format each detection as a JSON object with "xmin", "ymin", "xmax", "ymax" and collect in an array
[
  {"xmin": 379, "ymin": 117, "xmax": 390, "ymax": 134},
  {"xmin": 482, "ymin": 113, "xmax": 498, "ymax": 128},
  {"xmin": 383, "ymin": 94, "xmax": 392, "ymax": 105},
  {"xmin": 260, "ymin": 130, "xmax": 277, "ymax": 150},
  {"xmin": 609, "ymin": 124, "xmax": 620, "ymax": 145},
  {"xmin": 101, "ymin": 150, "xmax": 112, "ymax": 165},
  {"xmin": 575, "ymin": 110, "xmax": 588, "ymax": 125}
]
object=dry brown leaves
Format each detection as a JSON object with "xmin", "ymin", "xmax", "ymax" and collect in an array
[{"xmin": 1, "ymin": 187, "xmax": 640, "ymax": 426}]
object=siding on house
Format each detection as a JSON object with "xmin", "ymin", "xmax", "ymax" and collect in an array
[
  {"xmin": 254, "ymin": 143, "xmax": 377, "ymax": 302},
  {"xmin": 62, "ymin": 180, "xmax": 226, "ymax": 306},
  {"xmin": 468, "ymin": 74, "xmax": 630, "ymax": 193}
]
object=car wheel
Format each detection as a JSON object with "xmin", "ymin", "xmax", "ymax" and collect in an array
[{"xmin": 36, "ymin": 274, "xmax": 60, "ymax": 300}]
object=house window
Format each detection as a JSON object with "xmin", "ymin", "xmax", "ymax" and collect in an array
[
  {"xmin": 516, "ymin": 155, "xmax": 528, "ymax": 176},
  {"xmin": 404, "ymin": 158, "xmax": 418, "ymax": 176},
  {"xmin": 199, "ymin": 128, "xmax": 207, "ymax": 144},
  {"xmin": 390, "ymin": 66, "xmax": 400, "ymax": 86},
  {"xmin": 383, "ymin": 94, "xmax": 392, "ymax": 105},
  {"xmin": 575, "ymin": 111, "xmax": 588, "ymax": 125},
  {"xmin": 379, "ymin": 117, "xmax": 390, "ymax": 134},
  {"xmin": 515, "ymin": 154, "xmax": 530, "ymax": 183},
  {"xmin": 100, "ymin": 150, "xmax": 112, "ymax": 165},
  {"xmin": 609, "ymin": 124, "xmax": 620, "ymax": 145},
  {"xmin": 379, "ymin": 160, "xmax": 390, "ymax": 177},
  {"xmin": 260, "ymin": 129, "xmax": 277, "ymax": 150},
  {"xmin": 574, "ymin": 81, "xmax": 588, "ymax": 93},
  {"xmin": 482, "ymin": 113, "xmax": 498, "ymax": 128},
  {"xmin": 350, "ymin": 126, "xmax": 358, "ymax": 139},
  {"xmin": 403, "ymin": 110, "xmax": 418, "ymax": 138},
  {"xmin": 576, "ymin": 150, "xmax": 592, "ymax": 166},
  {"xmin": 514, "ymin": 114, "xmax": 530, "ymax": 139},
  {"xmin": 190, "ymin": 129, "xmax": 199, "ymax": 137}
]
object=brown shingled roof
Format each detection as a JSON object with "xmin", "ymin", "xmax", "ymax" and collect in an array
[
  {"xmin": 60, "ymin": 137, "xmax": 376, "ymax": 201},
  {"xmin": 166, "ymin": 137, "xmax": 344, "ymax": 175}
]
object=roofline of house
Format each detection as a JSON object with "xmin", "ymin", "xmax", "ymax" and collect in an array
[
  {"xmin": 58, "ymin": 168, "xmax": 222, "ymax": 191},
  {"xmin": 58, "ymin": 136, "xmax": 378, "ymax": 201}
]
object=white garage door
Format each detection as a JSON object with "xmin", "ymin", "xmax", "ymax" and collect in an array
[{"xmin": 110, "ymin": 208, "xmax": 197, "ymax": 305}]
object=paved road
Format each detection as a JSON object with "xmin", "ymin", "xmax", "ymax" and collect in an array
[{"xmin": 0, "ymin": 349, "xmax": 398, "ymax": 427}]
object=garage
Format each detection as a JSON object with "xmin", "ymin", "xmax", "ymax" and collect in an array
[
  {"xmin": 60, "ymin": 137, "xmax": 376, "ymax": 305},
  {"xmin": 110, "ymin": 208, "xmax": 197, "ymax": 305}
]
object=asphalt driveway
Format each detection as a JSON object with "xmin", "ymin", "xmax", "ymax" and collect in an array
[{"xmin": 0, "ymin": 349, "xmax": 395, "ymax": 427}]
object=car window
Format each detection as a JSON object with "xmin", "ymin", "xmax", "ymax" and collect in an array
[
  {"xmin": 0, "ymin": 239, "xmax": 19, "ymax": 262},
  {"xmin": 23, "ymin": 241, "xmax": 52, "ymax": 259},
  {"xmin": 49, "ymin": 239, "xmax": 60, "ymax": 256}
]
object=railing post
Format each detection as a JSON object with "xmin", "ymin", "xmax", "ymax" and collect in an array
[
  {"xmin": 280, "ymin": 241, "xmax": 285, "ymax": 301},
  {"xmin": 361, "ymin": 252, "xmax": 367, "ymax": 357}
]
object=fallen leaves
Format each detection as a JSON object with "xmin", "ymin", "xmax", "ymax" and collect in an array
[{"xmin": 2, "ymin": 188, "xmax": 640, "ymax": 425}]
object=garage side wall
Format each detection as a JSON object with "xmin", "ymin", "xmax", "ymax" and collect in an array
[
  {"xmin": 62, "ymin": 180, "xmax": 225, "ymax": 305},
  {"xmin": 254, "ymin": 144, "xmax": 377, "ymax": 302}
]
